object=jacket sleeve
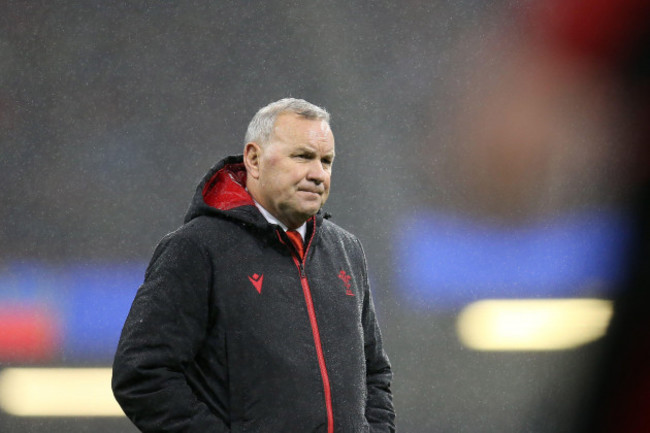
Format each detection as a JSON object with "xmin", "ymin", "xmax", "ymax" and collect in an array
[
  {"xmin": 357, "ymin": 239, "xmax": 396, "ymax": 433},
  {"xmin": 112, "ymin": 233, "xmax": 229, "ymax": 433}
]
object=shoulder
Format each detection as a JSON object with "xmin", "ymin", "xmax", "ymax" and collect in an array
[
  {"xmin": 320, "ymin": 218, "xmax": 359, "ymax": 241},
  {"xmin": 147, "ymin": 217, "xmax": 227, "ymax": 263},
  {"xmin": 318, "ymin": 219, "xmax": 365, "ymax": 254},
  {"xmin": 167, "ymin": 215, "xmax": 246, "ymax": 245}
]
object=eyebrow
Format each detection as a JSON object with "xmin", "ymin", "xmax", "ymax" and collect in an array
[{"xmin": 294, "ymin": 145, "xmax": 335, "ymax": 157}]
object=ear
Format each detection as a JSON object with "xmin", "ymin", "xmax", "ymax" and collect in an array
[{"xmin": 243, "ymin": 142, "xmax": 262, "ymax": 180}]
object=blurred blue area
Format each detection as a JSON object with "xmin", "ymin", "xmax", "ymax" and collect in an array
[
  {"xmin": 0, "ymin": 206, "xmax": 633, "ymax": 362},
  {"xmin": 395, "ymin": 208, "xmax": 634, "ymax": 310},
  {"xmin": 0, "ymin": 262, "xmax": 145, "ymax": 363}
]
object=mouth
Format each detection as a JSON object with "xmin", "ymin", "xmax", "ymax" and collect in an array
[
  {"xmin": 298, "ymin": 187, "xmax": 324, "ymax": 195},
  {"xmin": 297, "ymin": 189, "xmax": 324, "ymax": 200}
]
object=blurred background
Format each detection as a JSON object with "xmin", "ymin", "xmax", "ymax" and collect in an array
[{"xmin": 1, "ymin": 1, "xmax": 649, "ymax": 432}]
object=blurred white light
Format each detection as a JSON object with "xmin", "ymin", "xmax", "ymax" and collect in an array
[
  {"xmin": 0, "ymin": 368, "xmax": 124, "ymax": 417},
  {"xmin": 457, "ymin": 298, "xmax": 614, "ymax": 351}
]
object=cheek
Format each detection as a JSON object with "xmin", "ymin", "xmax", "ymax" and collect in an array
[
  {"xmin": 262, "ymin": 160, "xmax": 290, "ymax": 188},
  {"xmin": 323, "ymin": 178, "xmax": 332, "ymax": 197},
  {"xmin": 273, "ymin": 170, "xmax": 301, "ymax": 194}
]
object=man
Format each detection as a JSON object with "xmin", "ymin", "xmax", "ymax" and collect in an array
[{"xmin": 112, "ymin": 98, "xmax": 395, "ymax": 433}]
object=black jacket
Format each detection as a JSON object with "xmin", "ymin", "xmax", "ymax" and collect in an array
[{"xmin": 112, "ymin": 155, "xmax": 395, "ymax": 433}]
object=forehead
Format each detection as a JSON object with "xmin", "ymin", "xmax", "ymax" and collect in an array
[{"xmin": 273, "ymin": 113, "xmax": 335, "ymax": 152}]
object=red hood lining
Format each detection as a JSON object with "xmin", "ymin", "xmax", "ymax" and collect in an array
[{"xmin": 202, "ymin": 162, "xmax": 255, "ymax": 211}]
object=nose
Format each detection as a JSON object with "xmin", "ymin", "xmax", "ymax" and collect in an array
[{"xmin": 306, "ymin": 160, "xmax": 329, "ymax": 185}]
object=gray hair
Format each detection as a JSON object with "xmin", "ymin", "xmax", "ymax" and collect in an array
[{"xmin": 244, "ymin": 98, "xmax": 331, "ymax": 146}]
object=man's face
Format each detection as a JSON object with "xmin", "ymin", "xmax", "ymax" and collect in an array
[{"xmin": 251, "ymin": 112, "xmax": 335, "ymax": 229}]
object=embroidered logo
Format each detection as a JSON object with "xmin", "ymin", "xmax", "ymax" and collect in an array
[
  {"xmin": 338, "ymin": 270, "xmax": 354, "ymax": 296},
  {"xmin": 248, "ymin": 273, "xmax": 264, "ymax": 294}
]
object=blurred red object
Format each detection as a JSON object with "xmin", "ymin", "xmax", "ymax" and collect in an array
[{"xmin": 0, "ymin": 305, "xmax": 61, "ymax": 362}]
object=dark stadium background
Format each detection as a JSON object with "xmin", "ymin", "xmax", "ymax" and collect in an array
[{"xmin": 2, "ymin": 1, "xmax": 649, "ymax": 432}]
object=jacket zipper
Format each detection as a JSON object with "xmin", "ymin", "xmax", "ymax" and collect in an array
[
  {"xmin": 279, "ymin": 222, "xmax": 334, "ymax": 433},
  {"xmin": 295, "ymin": 259, "xmax": 334, "ymax": 433}
]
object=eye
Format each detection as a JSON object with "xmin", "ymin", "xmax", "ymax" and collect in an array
[{"xmin": 294, "ymin": 152, "xmax": 312, "ymax": 160}]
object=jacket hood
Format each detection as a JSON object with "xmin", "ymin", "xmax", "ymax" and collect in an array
[
  {"xmin": 184, "ymin": 154, "xmax": 325, "ymax": 228},
  {"xmin": 184, "ymin": 155, "xmax": 259, "ymax": 225}
]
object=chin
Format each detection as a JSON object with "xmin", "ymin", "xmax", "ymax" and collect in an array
[{"xmin": 298, "ymin": 207, "xmax": 319, "ymax": 220}]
